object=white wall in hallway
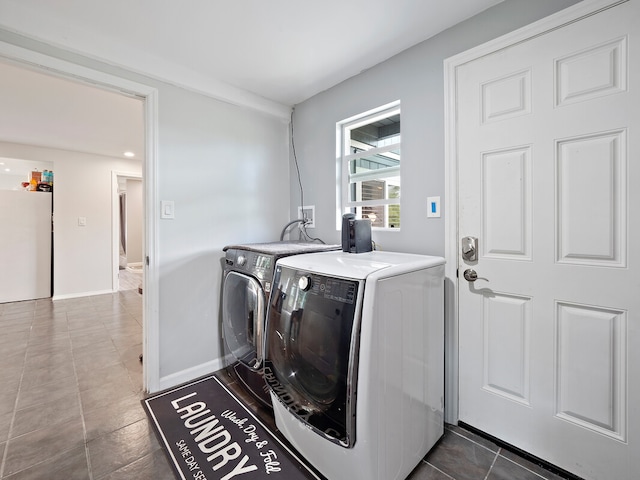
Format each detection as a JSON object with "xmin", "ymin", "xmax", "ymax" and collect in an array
[
  {"xmin": 0, "ymin": 158, "xmax": 54, "ymax": 190},
  {"xmin": 0, "ymin": 142, "xmax": 142, "ymax": 297},
  {"xmin": 125, "ymin": 178, "xmax": 143, "ymax": 266},
  {"xmin": 0, "ymin": 173, "xmax": 27, "ymax": 190}
]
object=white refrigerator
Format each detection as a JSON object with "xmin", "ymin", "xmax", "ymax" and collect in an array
[{"xmin": 0, "ymin": 190, "xmax": 52, "ymax": 303}]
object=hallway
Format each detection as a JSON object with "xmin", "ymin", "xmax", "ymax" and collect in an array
[{"xmin": 0, "ymin": 289, "xmax": 173, "ymax": 479}]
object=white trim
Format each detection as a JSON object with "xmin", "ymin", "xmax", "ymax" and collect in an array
[
  {"xmin": 345, "ymin": 143, "xmax": 401, "ymax": 162},
  {"xmin": 347, "ymin": 166, "xmax": 400, "ymax": 184},
  {"xmin": 442, "ymin": 0, "xmax": 625, "ymax": 425},
  {"xmin": 144, "ymin": 88, "xmax": 160, "ymax": 393},
  {"xmin": 347, "ymin": 198, "xmax": 400, "ymax": 208},
  {"xmin": 349, "ymin": 140, "xmax": 401, "ymax": 159},
  {"xmin": 445, "ymin": 0, "xmax": 627, "ymax": 69},
  {"xmin": 158, "ymin": 358, "xmax": 228, "ymax": 392},
  {"xmin": 443, "ymin": 58, "xmax": 460, "ymax": 425},
  {"xmin": 52, "ymin": 289, "xmax": 115, "ymax": 301},
  {"xmin": 0, "ymin": 41, "xmax": 151, "ymax": 98},
  {"xmin": 339, "ymin": 100, "xmax": 401, "ymax": 128},
  {"xmin": 0, "ymin": 38, "xmax": 162, "ymax": 394}
]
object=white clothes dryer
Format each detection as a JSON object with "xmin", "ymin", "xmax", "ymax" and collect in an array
[{"xmin": 264, "ymin": 250, "xmax": 445, "ymax": 480}]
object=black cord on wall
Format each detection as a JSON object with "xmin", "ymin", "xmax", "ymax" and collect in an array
[
  {"xmin": 291, "ymin": 107, "xmax": 305, "ymax": 218},
  {"xmin": 286, "ymin": 107, "xmax": 324, "ymax": 243}
]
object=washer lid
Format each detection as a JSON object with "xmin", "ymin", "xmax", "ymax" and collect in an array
[{"xmin": 276, "ymin": 250, "xmax": 445, "ymax": 280}]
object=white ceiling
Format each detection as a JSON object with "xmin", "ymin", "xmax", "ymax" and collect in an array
[
  {"xmin": 0, "ymin": 60, "xmax": 145, "ymax": 163},
  {"xmin": 0, "ymin": 0, "xmax": 503, "ymax": 161}
]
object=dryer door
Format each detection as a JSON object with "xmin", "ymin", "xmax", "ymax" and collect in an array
[{"xmin": 222, "ymin": 271, "xmax": 265, "ymax": 370}]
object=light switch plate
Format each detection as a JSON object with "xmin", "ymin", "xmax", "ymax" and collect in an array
[
  {"xmin": 427, "ymin": 197, "xmax": 441, "ymax": 218},
  {"xmin": 161, "ymin": 200, "xmax": 175, "ymax": 219}
]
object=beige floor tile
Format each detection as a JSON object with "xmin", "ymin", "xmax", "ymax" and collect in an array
[
  {"xmin": 87, "ymin": 419, "xmax": 158, "ymax": 479},
  {"xmin": 3, "ymin": 418, "xmax": 85, "ymax": 476},
  {"xmin": 2, "ymin": 446, "xmax": 90, "ymax": 480},
  {"xmin": 11, "ymin": 390, "xmax": 82, "ymax": 438}
]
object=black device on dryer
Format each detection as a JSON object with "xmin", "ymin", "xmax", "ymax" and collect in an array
[
  {"xmin": 341, "ymin": 213, "xmax": 372, "ymax": 253},
  {"xmin": 221, "ymin": 241, "xmax": 340, "ymax": 405}
]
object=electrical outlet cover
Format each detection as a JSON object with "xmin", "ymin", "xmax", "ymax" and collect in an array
[{"xmin": 297, "ymin": 205, "xmax": 315, "ymax": 228}]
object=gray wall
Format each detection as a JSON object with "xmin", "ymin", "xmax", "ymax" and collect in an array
[
  {"xmin": 156, "ymin": 86, "xmax": 290, "ymax": 378},
  {"xmin": 290, "ymin": 0, "xmax": 581, "ymax": 256}
]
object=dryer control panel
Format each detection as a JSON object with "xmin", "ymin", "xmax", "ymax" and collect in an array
[{"xmin": 225, "ymin": 249, "xmax": 274, "ymax": 284}]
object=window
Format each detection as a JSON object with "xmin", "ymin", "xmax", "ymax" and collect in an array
[{"xmin": 338, "ymin": 102, "xmax": 400, "ymax": 229}]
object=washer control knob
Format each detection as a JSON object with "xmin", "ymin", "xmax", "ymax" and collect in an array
[
  {"xmin": 237, "ymin": 254, "xmax": 247, "ymax": 267},
  {"xmin": 298, "ymin": 275, "xmax": 312, "ymax": 291}
]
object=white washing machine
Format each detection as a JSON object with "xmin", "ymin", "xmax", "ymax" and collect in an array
[{"xmin": 264, "ymin": 250, "xmax": 445, "ymax": 480}]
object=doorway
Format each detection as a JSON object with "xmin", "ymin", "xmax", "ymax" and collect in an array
[
  {"xmin": 0, "ymin": 42, "xmax": 160, "ymax": 393},
  {"xmin": 113, "ymin": 173, "xmax": 143, "ymax": 293}
]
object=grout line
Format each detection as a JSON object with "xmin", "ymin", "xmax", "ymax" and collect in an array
[
  {"xmin": 448, "ymin": 427, "xmax": 500, "ymax": 455},
  {"xmin": 69, "ymin": 308, "xmax": 94, "ymax": 480},
  {"xmin": 495, "ymin": 450, "xmax": 552, "ymax": 480},
  {"xmin": 444, "ymin": 427, "xmax": 551, "ymax": 480},
  {"xmin": 483, "ymin": 448, "xmax": 500, "ymax": 480},
  {"xmin": 0, "ymin": 306, "xmax": 35, "ymax": 479},
  {"xmin": 453, "ymin": 425, "xmax": 568, "ymax": 480},
  {"xmin": 423, "ymin": 461, "xmax": 456, "ymax": 479}
]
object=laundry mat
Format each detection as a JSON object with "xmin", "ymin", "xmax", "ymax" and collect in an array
[{"xmin": 142, "ymin": 374, "xmax": 322, "ymax": 480}]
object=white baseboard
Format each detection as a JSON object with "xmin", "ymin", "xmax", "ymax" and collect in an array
[
  {"xmin": 52, "ymin": 289, "xmax": 114, "ymax": 301},
  {"xmin": 156, "ymin": 357, "xmax": 229, "ymax": 393}
]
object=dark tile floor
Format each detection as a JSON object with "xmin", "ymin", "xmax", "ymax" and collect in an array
[
  {"xmin": 1, "ymin": 289, "xmax": 576, "ymax": 480},
  {"xmin": 219, "ymin": 368, "xmax": 575, "ymax": 480},
  {"xmin": 0, "ymin": 289, "xmax": 174, "ymax": 479}
]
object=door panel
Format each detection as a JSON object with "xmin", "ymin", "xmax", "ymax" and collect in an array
[
  {"xmin": 555, "ymin": 302, "xmax": 626, "ymax": 441},
  {"xmin": 456, "ymin": 2, "xmax": 639, "ymax": 479},
  {"xmin": 482, "ymin": 146, "xmax": 532, "ymax": 259},
  {"xmin": 483, "ymin": 293, "xmax": 531, "ymax": 404},
  {"xmin": 556, "ymin": 130, "xmax": 626, "ymax": 266}
]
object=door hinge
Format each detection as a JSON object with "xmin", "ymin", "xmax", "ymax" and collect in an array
[{"xmin": 146, "ymin": 256, "xmax": 150, "ymax": 266}]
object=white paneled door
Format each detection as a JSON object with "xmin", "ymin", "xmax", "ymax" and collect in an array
[{"xmin": 455, "ymin": 2, "xmax": 639, "ymax": 479}]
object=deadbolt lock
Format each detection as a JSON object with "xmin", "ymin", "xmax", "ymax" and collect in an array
[{"xmin": 461, "ymin": 236, "xmax": 478, "ymax": 262}]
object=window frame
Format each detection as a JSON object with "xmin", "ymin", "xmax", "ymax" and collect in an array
[{"xmin": 337, "ymin": 101, "xmax": 401, "ymax": 230}]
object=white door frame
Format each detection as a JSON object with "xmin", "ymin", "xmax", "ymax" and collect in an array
[
  {"xmin": 0, "ymin": 41, "xmax": 161, "ymax": 393},
  {"xmin": 111, "ymin": 171, "xmax": 143, "ymax": 291},
  {"xmin": 443, "ymin": 0, "xmax": 626, "ymax": 424}
]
